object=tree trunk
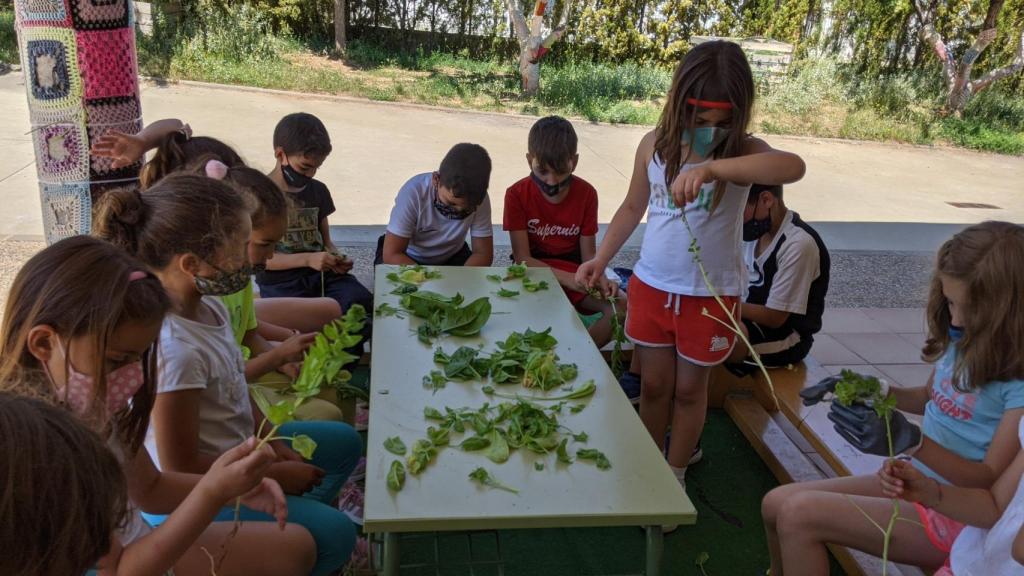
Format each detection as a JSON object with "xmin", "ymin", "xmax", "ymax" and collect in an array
[
  {"xmin": 334, "ymin": 0, "xmax": 347, "ymax": 52},
  {"xmin": 519, "ymin": 45, "xmax": 541, "ymax": 95}
]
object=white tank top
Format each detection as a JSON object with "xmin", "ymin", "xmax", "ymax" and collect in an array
[
  {"xmin": 633, "ymin": 155, "xmax": 750, "ymax": 297},
  {"xmin": 948, "ymin": 418, "xmax": 1024, "ymax": 575}
]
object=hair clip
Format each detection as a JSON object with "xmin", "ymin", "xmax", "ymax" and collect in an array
[{"xmin": 205, "ymin": 159, "xmax": 229, "ymax": 180}]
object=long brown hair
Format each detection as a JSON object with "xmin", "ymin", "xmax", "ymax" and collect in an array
[
  {"xmin": 94, "ymin": 173, "xmax": 253, "ymax": 269},
  {"xmin": 0, "ymin": 236, "xmax": 170, "ymax": 451},
  {"xmin": 654, "ymin": 41, "xmax": 754, "ymax": 212},
  {"xmin": 140, "ymin": 131, "xmax": 244, "ymax": 189},
  {"xmin": 923, "ymin": 221, "xmax": 1024, "ymax": 391},
  {"xmin": 0, "ymin": 391, "xmax": 128, "ymax": 576}
]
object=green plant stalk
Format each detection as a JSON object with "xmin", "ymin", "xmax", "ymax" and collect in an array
[
  {"xmin": 679, "ymin": 211, "xmax": 779, "ymax": 408},
  {"xmin": 880, "ymin": 412, "xmax": 899, "ymax": 576},
  {"xmin": 608, "ymin": 296, "xmax": 625, "ymax": 378}
]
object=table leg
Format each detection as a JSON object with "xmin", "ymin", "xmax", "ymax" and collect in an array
[
  {"xmin": 382, "ymin": 532, "xmax": 400, "ymax": 576},
  {"xmin": 644, "ymin": 525, "xmax": 663, "ymax": 576}
]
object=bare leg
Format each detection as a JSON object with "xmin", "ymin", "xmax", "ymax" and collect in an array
[
  {"xmin": 665, "ymin": 358, "xmax": 711, "ymax": 468},
  {"xmin": 637, "ymin": 346, "xmax": 677, "ymax": 451},
  {"xmin": 726, "ymin": 321, "xmax": 752, "ymax": 363},
  {"xmin": 778, "ymin": 489, "xmax": 946, "ymax": 576},
  {"xmin": 175, "ymin": 522, "xmax": 316, "ymax": 576},
  {"xmin": 254, "ymin": 297, "xmax": 341, "ymax": 334},
  {"xmin": 763, "ymin": 475, "xmax": 890, "ymax": 575},
  {"xmin": 579, "ymin": 296, "xmax": 617, "ymax": 348}
]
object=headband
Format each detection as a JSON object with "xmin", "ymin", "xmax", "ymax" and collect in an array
[{"xmin": 686, "ymin": 98, "xmax": 733, "ymax": 110}]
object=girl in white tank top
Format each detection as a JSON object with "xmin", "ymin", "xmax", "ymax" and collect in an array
[{"xmin": 575, "ymin": 41, "xmax": 805, "ymax": 490}]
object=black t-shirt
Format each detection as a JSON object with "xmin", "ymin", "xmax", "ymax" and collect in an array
[
  {"xmin": 257, "ymin": 179, "xmax": 336, "ymax": 285},
  {"xmin": 744, "ymin": 211, "xmax": 830, "ymax": 344}
]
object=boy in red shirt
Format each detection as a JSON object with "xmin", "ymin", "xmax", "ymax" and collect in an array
[{"xmin": 503, "ymin": 116, "xmax": 621, "ymax": 346}]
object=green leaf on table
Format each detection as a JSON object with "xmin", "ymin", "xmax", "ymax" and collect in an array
[
  {"xmin": 390, "ymin": 283, "xmax": 419, "ymax": 295},
  {"xmin": 468, "ymin": 467, "xmax": 519, "ymax": 494},
  {"xmin": 407, "ymin": 439, "xmax": 438, "ymax": 475},
  {"xmin": 424, "ymin": 406, "xmax": 445, "ymax": 421},
  {"xmin": 504, "ymin": 262, "xmax": 527, "ymax": 280},
  {"xmin": 375, "ymin": 303, "xmax": 406, "ymax": 318},
  {"xmin": 496, "ymin": 288, "xmax": 520, "ymax": 298},
  {"xmin": 460, "ymin": 435, "xmax": 491, "ymax": 451},
  {"xmin": 576, "ymin": 448, "xmax": 611, "ymax": 470},
  {"xmin": 290, "ymin": 434, "xmax": 317, "ymax": 460},
  {"xmin": 572, "ymin": 431, "xmax": 589, "ymax": 443},
  {"xmin": 482, "ymin": 385, "xmax": 496, "ymax": 395},
  {"xmin": 486, "ymin": 274, "xmax": 503, "ymax": 283},
  {"xmin": 522, "ymin": 278, "xmax": 549, "ymax": 292},
  {"xmin": 384, "ymin": 436, "xmax": 407, "ymax": 456},
  {"xmin": 534, "ymin": 461, "xmax": 545, "ymax": 471},
  {"xmin": 427, "ymin": 426, "xmax": 450, "ymax": 447},
  {"xmin": 570, "ymin": 404, "xmax": 587, "ymax": 414},
  {"xmin": 387, "ymin": 460, "xmax": 406, "ymax": 492},
  {"xmin": 485, "ymin": 428, "xmax": 510, "ymax": 463},
  {"xmin": 423, "ymin": 370, "xmax": 448, "ymax": 393},
  {"xmin": 556, "ymin": 438, "xmax": 573, "ymax": 464}
]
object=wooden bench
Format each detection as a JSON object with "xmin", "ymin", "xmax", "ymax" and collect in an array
[{"xmin": 717, "ymin": 361, "xmax": 927, "ymax": 576}]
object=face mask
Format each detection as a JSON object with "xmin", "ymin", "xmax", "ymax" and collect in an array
[
  {"xmin": 682, "ymin": 127, "xmax": 731, "ymax": 158},
  {"xmin": 251, "ymin": 262, "xmax": 267, "ymax": 275},
  {"xmin": 949, "ymin": 325, "xmax": 964, "ymax": 341},
  {"xmin": 281, "ymin": 162, "xmax": 312, "ymax": 190},
  {"xmin": 433, "ymin": 198, "xmax": 475, "ymax": 220},
  {"xmin": 194, "ymin": 262, "xmax": 253, "ymax": 296},
  {"xmin": 531, "ymin": 172, "xmax": 573, "ymax": 197},
  {"xmin": 743, "ymin": 213, "xmax": 772, "ymax": 241},
  {"xmin": 50, "ymin": 340, "xmax": 144, "ymax": 416}
]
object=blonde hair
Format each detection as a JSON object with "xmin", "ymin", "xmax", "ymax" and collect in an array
[{"xmin": 924, "ymin": 221, "xmax": 1024, "ymax": 391}]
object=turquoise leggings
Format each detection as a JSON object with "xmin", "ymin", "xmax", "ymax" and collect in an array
[{"xmin": 144, "ymin": 421, "xmax": 361, "ymax": 575}]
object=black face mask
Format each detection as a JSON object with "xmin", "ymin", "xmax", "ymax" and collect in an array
[
  {"xmin": 281, "ymin": 162, "xmax": 312, "ymax": 190},
  {"xmin": 433, "ymin": 197, "xmax": 475, "ymax": 220},
  {"xmin": 531, "ymin": 172, "xmax": 572, "ymax": 197},
  {"xmin": 743, "ymin": 213, "xmax": 772, "ymax": 241}
]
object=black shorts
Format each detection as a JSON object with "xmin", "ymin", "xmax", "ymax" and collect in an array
[{"xmin": 374, "ymin": 234, "xmax": 472, "ymax": 266}]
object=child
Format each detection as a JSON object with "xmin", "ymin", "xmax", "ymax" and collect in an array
[
  {"xmin": 0, "ymin": 235, "xmax": 314, "ymax": 575},
  {"xmin": 257, "ymin": 113, "xmax": 373, "ymax": 324},
  {"xmin": 504, "ymin": 116, "xmax": 620, "ymax": 347},
  {"xmin": 377, "ymin": 142, "xmax": 494, "ymax": 266},
  {"xmin": 0, "ymin": 391, "xmax": 128, "ymax": 576},
  {"xmin": 92, "ymin": 120, "xmax": 343, "ymax": 336},
  {"xmin": 94, "ymin": 173, "xmax": 362, "ymax": 576},
  {"xmin": 765, "ymin": 221, "xmax": 1024, "ymax": 575},
  {"xmin": 575, "ymin": 41, "xmax": 805, "ymax": 489}
]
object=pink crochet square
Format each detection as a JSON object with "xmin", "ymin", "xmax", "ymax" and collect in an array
[{"xmin": 75, "ymin": 28, "xmax": 138, "ymax": 100}]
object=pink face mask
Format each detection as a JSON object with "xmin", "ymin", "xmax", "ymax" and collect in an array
[{"xmin": 53, "ymin": 341, "xmax": 145, "ymax": 416}]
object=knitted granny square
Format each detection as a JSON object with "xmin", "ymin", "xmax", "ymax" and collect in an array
[
  {"xmin": 22, "ymin": 27, "xmax": 82, "ymax": 110},
  {"xmin": 15, "ymin": 0, "xmax": 71, "ymax": 28},
  {"xmin": 86, "ymin": 95, "xmax": 142, "ymax": 179},
  {"xmin": 40, "ymin": 182, "xmax": 92, "ymax": 244},
  {"xmin": 76, "ymin": 28, "xmax": 138, "ymax": 100},
  {"xmin": 69, "ymin": 0, "xmax": 129, "ymax": 30},
  {"xmin": 32, "ymin": 110, "xmax": 90, "ymax": 182}
]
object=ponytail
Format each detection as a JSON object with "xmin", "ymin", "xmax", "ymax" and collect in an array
[{"xmin": 140, "ymin": 132, "xmax": 244, "ymax": 190}]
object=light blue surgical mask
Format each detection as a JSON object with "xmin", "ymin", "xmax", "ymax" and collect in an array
[{"xmin": 682, "ymin": 127, "xmax": 731, "ymax": 158}]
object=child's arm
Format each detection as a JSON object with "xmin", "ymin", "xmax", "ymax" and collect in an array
[
  {"xmin": 242, "ymin": 329, "xmax": 314, "ymax": 382},
  {"xmin": 320, "ymin": 217, "xmax": 353, "ymax": 274},
  {"xmin": 915, "ymin": 408, "xmax": 1024, "ymax": 488},
  {"xmin": 671, "ymin": 137, "xmax": 806, "ymax": 207},
  {"xmin": 884, "ymin": 445, "xmax": 1024, "ymax": 528},
  {"xmin": 465, "ymin": 236, "xmax": 494, "ymax": 266},
  {"xmin": 90, "ymin": 119, "xmax": 188, "ymax": 169},
  {"xmin": 577, "ymin": 131, "xmax": 655, "ymax": 288},
  {"xmin": 99, "ymin": 439, "xmax": 284, "ymax": 576},
  {"xmin": 381, "ymin": 233, "xmax": 419, "ymax": 265},
  {"xmin": 510, "ymin": 231, "xmax": 579, "ymax": 289},
  {"xmin": 890, "ymin": 371, "xmax": 933, "ymax": 415},
  {"xmin": 741, "ymin": 303, "xmax": 790, "ymax": 329},
  {"xmin": 257, "ymin": 318, "xmax": 299, "ymax": 342},
  {"xmin": 151, "ymin": 389, "xmax": 220, "ymax": 474}
]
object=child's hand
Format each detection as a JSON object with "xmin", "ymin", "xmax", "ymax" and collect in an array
[
  {"xmin": 273, "ymin": 461, "xmax": 326, "ymax": 495},
  {"xmin": 575, "ymin": 259, "xmax": 606, "ymax": 290},
  {"xmin": 880, "ymin": 459, "xmax": 938, "ymax": 504},
  {"xmin": 595, "ymin": 276, "xmax": 621, "ymax": 300},
  {"xmin": 274, "ymin": 332, "xmax": 316, "ymax": 364},
  {"xmin": 670, "ymin": 163, "xmax": 716, "ymax": 207},
  {"xmin": 202, "ymin": 437, "xmax": 277, "ymax": 502},
  {"xmin": 307, "ymin": 252, "xmax": 341, "ymax": 272},
  {"xmin": 333, "ymin": 254, "xmax": 354, "ymax": 274},
  {"xmin": 89, "ymin": 131, "xmax": 150, "ymax": 169},
  {"xmin": 278, "ymin": 362, "xmax": 302, "ymax": 380},
  {"xmin": 238, "ymin": 478, "xmax": 289, "ymax": 529}
]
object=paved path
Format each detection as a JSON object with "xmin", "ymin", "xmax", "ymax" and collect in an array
[{"xmin": 2, "ymin": 73, "xmax": 1022, "ymax": 244}]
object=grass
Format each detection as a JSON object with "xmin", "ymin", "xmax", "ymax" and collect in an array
[{"xmin": 0, "ymin": 10, "xmax": 16, "ymax": 65}]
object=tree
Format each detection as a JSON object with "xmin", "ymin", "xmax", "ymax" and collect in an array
[
  {"xmin": 507, "ymin": 0, "xmax": 569, "ymax": 94},
  {"xmin": 914, "ymin": 0, "xmax": 1024, "ymax": 114},
  {"xmin": 335, "ymin": 0, "xmax": 347, "ymax": 52}
]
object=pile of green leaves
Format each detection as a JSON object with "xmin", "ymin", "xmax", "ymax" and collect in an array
[
  {"xmin": 291, "ymin": 304, "xmax": 369, "ymax": 401},
  {"xmin": 386, "ymin": 397, "xmax": 609, "ymax": 492},
  {"xmin": 834, "ymin": 369, "xmax": 897, "ymax": 419},
  {"xmin": 400, "ymin": 290, "xmax": 492, "ymax": 344},
  {"xmin": 487, "ymin": 263, "xmax": 549, "ymax": 293},
  {"xmin": 428, "ymin": 328, "xmax": 579, "ymax": 392},
  {"xmin": 386, "ymin": 264, "xmax": 443, "ymax": 288}
]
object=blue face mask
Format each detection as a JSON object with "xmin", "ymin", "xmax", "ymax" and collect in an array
[
  {"xmin": 949, "ymin": 325, "xmax": 964, "ymax": 341},
  {"xmin": 682, "ymin": 127, "xmax": 731, "ymax": 158}
]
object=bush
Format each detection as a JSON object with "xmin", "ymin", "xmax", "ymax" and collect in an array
[
  {"xmin": 176, "ymin": 2, "xmax": 280, "ymax": 63},
  {"xmin": 0, "ymin": 9, "xmax": 16, "ymax": 64}
]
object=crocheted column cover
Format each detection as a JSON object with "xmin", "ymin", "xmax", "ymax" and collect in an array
[{"xmin": 15, "ymin": 0, "xmax": 143, "ymax": 245}]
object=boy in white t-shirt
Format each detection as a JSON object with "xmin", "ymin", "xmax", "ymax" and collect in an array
[{"xmin": 375, "ymin": 143, "xmax": 494, "ymax": 266}]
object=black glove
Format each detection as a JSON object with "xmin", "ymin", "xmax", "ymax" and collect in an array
[
  {"xmin": 828, "ymin": 402, "xmax": 923, "ymax": 457},
  {"xmin": 799, "ymin": 375, "xmax": 842, "ymax": 406}
]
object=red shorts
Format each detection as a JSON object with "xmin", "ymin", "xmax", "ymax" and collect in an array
[
  {"xmin": 543, "ymin": 258, "xmax": 587, "ymax": 307},
  {"xmin": 914, "ymin": 503, "xmax": 965, "ymax": 558},
  {"xmin": 624, "ymin": 275, "xmax": 738, "ymax": 366}
]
